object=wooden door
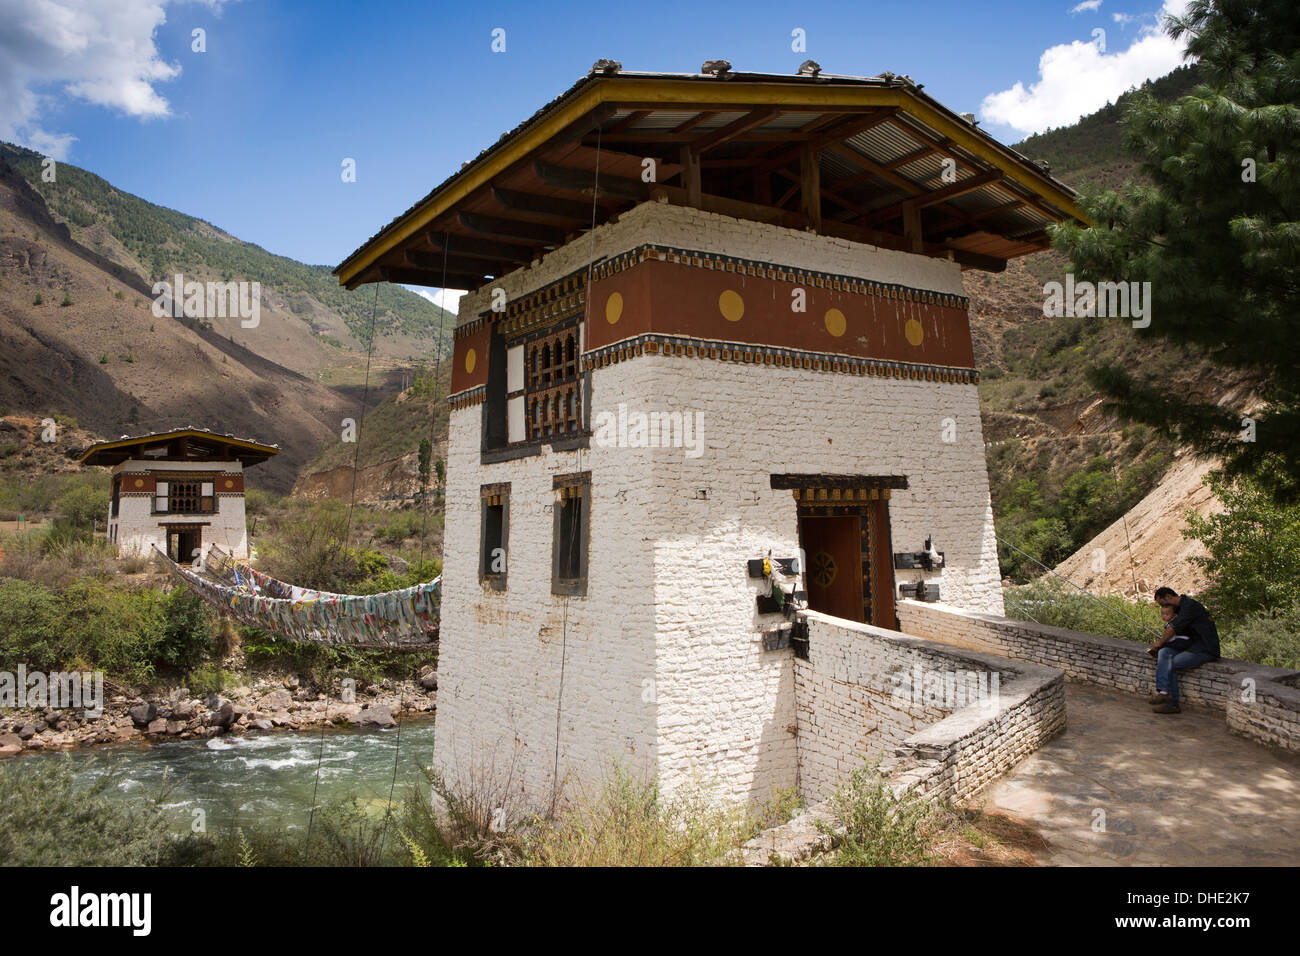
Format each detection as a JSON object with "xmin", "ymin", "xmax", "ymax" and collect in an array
[{"xmin": 799, "ymin": 514, "xmax": 864, "ymax": 622}]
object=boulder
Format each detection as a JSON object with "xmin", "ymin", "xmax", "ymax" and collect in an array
[
  {"xmin": 0, "ymin": 733, "xmax": 22, "ymax": 756},
  {"xmin": 283, "ymin": 674, "xmax": 301, "ymax": 690},
  {"xmin": 418, "ymin": 672, "xmax": 438, "ymax": 692},
  {"xmin": 206, "ymin": 693, "xmax": 229, "ymax": 711},
  {"xmin": 16, "ymin": 723, "xmax": 36, "ymax": 740},
  {"xmin": 128, "ymin": 702, "xmax": 157, "ymax": 727},
  {"xmin": 354, "ymin": 705, "xmax": 396, "ymax": 729},
  {"xmin": 173, "ymin": 699, "xmax": 197, "ymax": 719},
  {"xmin": 165, "ymin": 720, "xmax": 185, "ymax": 735},
  {"xmin": 209, "ymin": 700, "xmax": 237, "ymax": 730},
  {"xmin": 250, "ymin": 719, "xmax": 274, "ymax": 731},
  {"xmin": 259, "ymin": 689, "xmax": 292, "ymax": 712},
  {"xmin": 146, "ymin": 718, "xmax": 167, "ymax": 735}
]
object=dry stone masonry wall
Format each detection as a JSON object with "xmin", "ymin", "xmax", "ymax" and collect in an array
[{"xmin": 899, "ymin": 600, "xmax": 1300, "ymax": 753}]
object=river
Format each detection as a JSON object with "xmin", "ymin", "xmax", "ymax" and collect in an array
[{"xmin": 33, "ymin": 719, "xmax": 437, "ymax": 835}]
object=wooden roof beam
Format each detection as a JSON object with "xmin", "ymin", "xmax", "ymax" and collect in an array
[
  {"xmin": 459, "ymin": 211, "xmax": 568, "ymax": 245},
  {"xmin": 403, "ymin": 249, "xmax": 514, "ymax": 277},
  {"xmin": 863, "ymin": 170, "xmax": 1001, "ymax": 226},
  {"xmin": 533, "ymin": 161, "xmax": 648, "ymax": 202},
  {"xmin": 754, "ymin": 108, "xmax": 897, "ymax": 175},
  {"xmin": 490, "ymin": 186, "xmax": 602, "ymax": 223},
  {"xmin": 424, "ymin": 231, "xmax": 535, "ymax": 264},
  {"xmin": 672, "ymin": 110, "xmax": 717, "ymax": 134},
  {"xmin": 379, "ymin": 265, "xmax": 489, "ymax": 290},
  {"xmin": 608, "ymin": 109, "xmax": 653, "ymax": 133},
  {"xmin": 689, "ymin": 106, "xmax": 782, "ymax": 154}
]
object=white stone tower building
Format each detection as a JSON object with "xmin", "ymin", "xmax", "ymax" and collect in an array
[
  {"xmin": 80, "ymin": 428, "xmax": 277, "ymax": 561},
  {"xmin": 336, "ymin": 67, "xmax": 1085, "ymax": 807}
]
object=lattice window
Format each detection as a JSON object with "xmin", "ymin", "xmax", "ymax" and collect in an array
[
  {"xmin": 155, "ymin": 478, "xmax": 215, "ymax": 514},
  {"xmin": 525, "ymin": 326, "xmax": 581, "ymax": 441}
]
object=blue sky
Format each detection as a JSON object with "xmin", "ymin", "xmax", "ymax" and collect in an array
[{"xmin": 1, "ymin": 0, "xmax": 1190, "ymax": 304}]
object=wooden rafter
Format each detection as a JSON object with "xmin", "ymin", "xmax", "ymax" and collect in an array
[{"xmin": 459, "ymin": 211, "xmax": 567, "ymax": 245}]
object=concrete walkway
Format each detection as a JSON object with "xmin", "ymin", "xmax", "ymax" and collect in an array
[{"xmin": 973, "ymin": 683, "xmax": 1300, "ymax": 865}]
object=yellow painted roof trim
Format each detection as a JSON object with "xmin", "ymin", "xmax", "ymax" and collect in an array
[
  {"xmin": 337, "ymin": 78, "xmax": 1088, "ymax": 287},
  {"xmin": 79, "ymin": 429, "xmax": 280, "ymax": 463}
]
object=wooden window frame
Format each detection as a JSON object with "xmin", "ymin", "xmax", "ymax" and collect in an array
[
  {"xmin": 551, "ymin": 472, "xmax": 590, "ymax": 597},
  {"xmin": 479, "ymin": 483, "xmax": 510, "ymax": 591}
]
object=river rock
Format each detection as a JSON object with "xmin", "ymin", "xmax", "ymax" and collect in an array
[
  {"xmin": 146, "ymin": 717, "xmax": 167, "ymax": 735},
  {"xmin": 0, "ymin": 733, "xmax": 22, "ymax": 756},
  {"xmin": 355, "ymin": 705, "xmax": 396, "ymax": 729},
  {"xmin": 173, "ymin": 699, "xmax": 197, "ymax": 718},
  {"xmin": 419, "ymin": 672, "xmax": 438, "ymax": 692},
  {"xmin": 284, "ymin": 674, "xmax": 301, "ymax": 690},
  {"xmin": 209, "ymin": 700, "xmax": 237, "ymax": 729},
  {"xmin": 129, "ymin": 702, "xmax": 157, "ymax": 727},
  {"xmin": 16, "ymin": 722, "xmax": 36, "ymax": 740},
  {"xmin": 259, "ymin": 689, "xmax": 292, "ymax": 712},
  {"xmin": 166, "ymin": 720, "xmax": 185, "ymax": 735},
  {"xmin": 206, "ymin": 693, "xmax": 229, "ymax": 710},
  {"xmin": 250, "ymin": 718, "xmax": 273, "ymax": 731}
]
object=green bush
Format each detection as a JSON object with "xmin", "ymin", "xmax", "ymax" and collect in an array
[
  {"xmin": 0, "ymin": 757, "xmax": 178, "ymax": 866},
  {"xmin": 1221, "ymin": 604, "xmax": 1300, "ymax": 670},
  {"xmin": 816, "ymin": 760, "xmax": 936, "ymax": 867},
  {"xmin": 157, "ymin": 587, "xmax": 214, "ymax": 672},
  {"xmin": 1004, "ymin": 577, "xmax": 1163, "ymax": 644},
  {"xmin": 0, "ymin": 578, "xmax": 62, "ymax": 670}
]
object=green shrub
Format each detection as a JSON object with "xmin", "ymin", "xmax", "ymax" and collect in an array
[
  {"xmin": 816, "ymin": 759, "xmax": 936, "ymax": 867},
  {"xmin": 0, "ymin": 578, "xmax": 62, "ymax": 670},
  {"xmin": 1221, "ymin": 604, "xmax": 1300, "ymax": 670},
  {"xmin": 1004, "ymin": 577, "xmax": 1162, "ymax": 644},
  {"xmin": 157, "ymin": 587, "xmax": 214, "ymax": 672},
  {"xmin": 0, "ymin": 757, "xmax": 177, "ymax": 866}
]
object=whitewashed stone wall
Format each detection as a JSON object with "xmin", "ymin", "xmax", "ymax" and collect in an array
[{"xmin": 437, "ymin": 202, "xmax": 1005, "ymax": 810}]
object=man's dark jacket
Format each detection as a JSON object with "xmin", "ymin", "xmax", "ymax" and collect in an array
[{"xmin": 1169, "ymin": 596, "xmax": 1220, "ymax": 660}]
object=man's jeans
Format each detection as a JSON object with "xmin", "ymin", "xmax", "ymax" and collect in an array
[{"xmin": 1156, "ymin": 648, "xmax": 1211, "ymax": 706}]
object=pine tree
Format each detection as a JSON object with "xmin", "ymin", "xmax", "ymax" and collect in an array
[{"xmin": 1051, "ymin": 0, "xmax": 1300, "ymax": 500}]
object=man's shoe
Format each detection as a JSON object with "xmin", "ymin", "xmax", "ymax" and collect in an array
[
  {"xmin": 1147, "ymin": 693, "xmax": 1170, "ymax": 705},
  {"xmin": 1152, "ymin": 703, "xmax": 1181, "ymax": 714}
]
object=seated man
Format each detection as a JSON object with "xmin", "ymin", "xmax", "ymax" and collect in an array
[{"xmin": 1147, "ymin": 586, "xmax": 1220, "ymax": 714}]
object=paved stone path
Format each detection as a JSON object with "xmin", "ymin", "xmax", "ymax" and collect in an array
[{"xmin": 974, "ymin": 683, "xmax": 1300, "ymax": 865}]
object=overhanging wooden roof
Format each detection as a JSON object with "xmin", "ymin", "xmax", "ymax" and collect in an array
[
  {"xmin": 79, "ymin": 428, "xmax": 280, "ymax": 467},
  {"xmin": 335, "ymin": 67, "xmax": 1088, "ymax": 290}
]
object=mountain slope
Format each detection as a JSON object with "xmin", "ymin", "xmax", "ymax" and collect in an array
[
  {"xmin": 0, "ymin": 157, "xmax": 350, "ymax": 492},
  {"xmin": 0, "ymin": 141, "xmax": 453, "ymax": 377}
]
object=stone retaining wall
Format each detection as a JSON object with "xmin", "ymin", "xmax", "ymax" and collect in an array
[
  {"xmin": 898, "ymin": 599, "xmax": 1300, "ymax": 754},
  {"xmin": 744, "ymin": 610, "xmax": 1065, "ymax": 864}
]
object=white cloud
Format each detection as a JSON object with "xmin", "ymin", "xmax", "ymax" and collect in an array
[
  {"xmin": 1069, "ymin": 1, "xmax": 1103, "ymax": 14},
  {"xmin": 981, "ymin": 0, "xmax": 1191, "ymax": 137},
  {"xmin": 0, "ymin": 0, "xmax": 229, "ymax": 159},
  {"xmin": 411, "ymin": 287, "xmax": 466, "ymax": 317}
]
